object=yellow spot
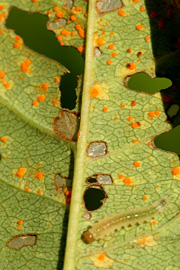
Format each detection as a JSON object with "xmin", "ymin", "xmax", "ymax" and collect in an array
[
  {"xmin": 90, "ymin": 254, "xmax": 114, "ymax": 268},
  {"xmin": 16, "ymin": 167, "xmax": 27, "ymax": 178},
  {"xmin": 138, "ymin": 235, "xmax": 157, "ymax": 247},
  {"xmin": 172, "ymin": 167, "xmax": 180, "ymax": 175},
  {"xmin": 89, "ymin": 83, "xmax": 109, "ymax": 100},
  {"xmin": 134, "ymin": 161, "xmax": 141, "ymax": 167},
  {"xmin": 123, "ymin": 177, "xmax": 132, "ymax": 186}
]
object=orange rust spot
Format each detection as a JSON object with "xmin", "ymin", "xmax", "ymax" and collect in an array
[
  {"xmin": 127, "ymin": 48, "xmax": 132, "ymax": 53},
  {"xmin": 16, "ymin": 167, "xmax": 26, "ymax": 178},
  {"xmin": 155, "ymin": 110, "xmax": 160, "ymax": 116},
  {"xmin": 0, "ymin": 137, "xmax": 7, "ymax": 142},
  {"xmin": 172, "ymin": 167, "xmax": 180, "ymax": 175},
  {"xmin": 42, "ymin": 83, "xmax": 49, "ymax": 90},
  {"xmin": 145, "ymin": 36, "xmax": 150, "ymax": 42},
  {"xmin": 96, "ymin": 37, "xmax": 105, "ymax": 46},
  {"xmin": 114, "ymin": 116, "xmax": 119, "ymax": 120},
  {"xmin": 132, "ymin": 139, "xmax": 138, "ymax": 144},
  {"xmin": 0, "ymin": 5, "xmax": 5, "ymax": 10},
  {"xmin": 75, "ymin": 24, "xmax": 81, "ymax": 30},
  {"xmin": 65, "ymin": 190, "xmax": 71, "ymax": 197},
  {"xmin": 138, "ymin": 237, "xmax": 146, "ymax": 244},
  {"xmin": 37, "ymin": 189, "xmax": 43, "ymax": 195},
  {"xmin": 60, "ymin": 42, "xmax": 64, "ymax": 46},
  {"xmin": 17, "ymin": 220, "xmax": 23, "ymax": 225},
  {"xmin": 21, "ymin": 59, "xmax": 31, "ymax": 73},
  {"xmin": 52, "ymin": 99, "xmax": 59, "ymax": 106},
  {"xmin": 127, "ymin": 116, "xmax": 133, "ymax": 121},
  {"xmin": 70, "ymin": 15, "xmax": 76, "ymax": 21},
  {"xmin": 131, "ymin": 101, "xmax": 136, "ymax": 106},
  {"xmin": 107, "ymin": 60, "xmax": 112, "ymax": 65},
  {"xmin": 25, "ymin": 187, "xmax": 30, "ymax": 192},
  {"xmin": 78, "ymin": 29, "xmax": 85, "ymax": 38},
  {"xmin": 38, "ymin": 95, "xmax": 45, "ymax": 102},
  {"xmin": 77, "ymin": 46, "xmax": 83, "ymax": 53},
  {"xmin": 57, "ymin": 35, "xmax": 62, "ymax": 41},
  {"xmin": 142, "ymin": 195, "xmax": 147, "ymax": 200},
  {"xmin": 137, "ymin": 52, "xmax": 142, "ymax": 57},
  {"xmin": 148, "ymin": 111, "xmax": 155, "ymax": 117},
  {"xmin": 47, "ymin": 10, "xmax": 51, "ymax": 15},
  {"xmin": 134, "ymin": 161, "xmax": 141, "ymax": 167},
  {"xmin": 131, "ymin": 122, "xmax": 140, "ymax": 128},
  {"xmin": 136, "ymin": 24, "xmax": 142, "ymax": 31},
  {"xmin": 111, "ymin": 52, "xmax": 117, "ymax": 57},
  {"xmin": 61, "ymin": 29, "xmax": 71, "ymax": 36},
  {"xmin": 37, "ymin": 172, "xmax": 44, "ymax": 180},
  {"xmin": 140, "ymin": 6, "xmax": 145, "ymax": 11},
  {"xmin": 120, "ymin": 103, "xmax": 125, "ymax": 108},
  {"xmin": 75, "ymin": 6, "xmax": 83, "ymax": 11},
  {"xmin": 53, "ymin": 6, "xmax": 59, "ymax": 11},
  {"xmin": 127, "ymin": 63, "xmax": 136, "ymax": 70},
  {"xmin": 90, "ymin": 87, "xmax": 99, "ymax": 98},
  {"xmin": 71, "ymin": 31, "xmax": 76, "ymax": 36},
  {"xmin": 133, "ymin": 0, "xmax": 139, "ymax": 2},
  {"xmin": 103, "ymin": 106, "xmax": 108, "ymax": 112},
  {"xmin": 13, "ymin": 42, "xmax": 21, "ymax": 49},
  {"xmin": 54, "ymin": 77, "xmax": 60, "ymax": 83},
  {"xmin": 32, "ymin": 100, "xmax": 38, "ymax": 106},
  {"xmin": 123, "ymin": 177, "xmax": 132, "ymax": 186},
  {"xmin": 98, "ymin": 254, "xmax": 106, "ymax": 260},
  {"xmin": 15, "ymin": 36, "xmax": 22, "ymax": 42},
  {"xmin": 118, "ymin": 10, "xmax": 125, "ymax": 16},
  {"xmin": 4, "ymin": 82, "xmax": 11, "ymax": 89},
  {"xmin": 17, "ymin": 226, "xmax": 22, "ymax": 230},
  {"xmin": 118, "ymin": 174, "xmax": 124, "ymax": 179},
  {"xmin": 108, "ymin": 44, "xmax": 114, "ymax": 49},
  {"xmin": 0, "ymin": 30, "xmax": 3, "ymax": 34},
  {"xmin": 150, "ymin": 221, "xmax": 157, "ymax": 226},
  {"xmin": 56, "ymin": 11, "xmax": 64, "ymax": 18},
  {"xmin": 0, "ymin": 71, "xmax": 5, "ymax": 78},
  {"xmin": 147, "ymin": 141, "xmax": 151, "ymax": 146}
]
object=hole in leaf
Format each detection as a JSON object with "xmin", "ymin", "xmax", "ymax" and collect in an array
[
  {"xmin": 154, "ymin": 125, "xmax": 180, "ymax": 155},
  {"xmin": 96, "ymin": 0, "xmax": 123, "ymax": 14},
  {"xmin": 87, "ymin": 141, "xmax": 108, "ymax": 158},
  {"xmin": 126, "ymin": 72, "xmax": 172, "ymax": 94},
  {"xmin": 47, "ymin": 18, "xmax": 67, "ymax": 30},
  {"xmin": 5, "ymin": 7, "xmax": 84, "ymax": 110},
  {"xmin": 64, "ymin": 0, "xmax": 74, "ymax": 9},
  {"xmin": 53, "ymin": 109, "xmax": 80, "ymax": 141},
  {"xmin": 94, "ymin": 47, "xmax": 102, "ymax": 57},
  {"xmin": 83, "ymin": 185, "xmax": 107, "ymax": 211},
  {"xmin": 60, "ymin": 73, "xmax": 77, "ymax": 109},
  {"xmin": 86, "ymin": 174, "xmax": 113, "ymax": 185},
  {"xmin": 82, "ymin": 212, "xmax": 92, "ymax": 220},
  {"xmin": 6, "ymin": 235, "xmax": 37, "ymax": 250}
]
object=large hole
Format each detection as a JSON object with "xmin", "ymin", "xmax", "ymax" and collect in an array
[
  {"xmin": 83, "ymin": 185, "xmax": 107, "ymax": 211},
  {"xmin": 5, "ymin": 7, "xmax": 84, "ymax": 110}
]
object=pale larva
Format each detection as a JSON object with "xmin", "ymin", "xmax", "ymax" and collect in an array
[{"xmin": 83, "ymin": 199, "xmax": 168, "ymax": 244}]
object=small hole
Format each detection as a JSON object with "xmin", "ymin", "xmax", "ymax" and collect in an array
[{"xmin": 87, "ymin": 141, "xmax": 108, "ymax": 158}]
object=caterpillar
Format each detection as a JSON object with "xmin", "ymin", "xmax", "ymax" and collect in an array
[{"xmin": 83, "ymin": 198, "xmax": 168, "ymax": 244}]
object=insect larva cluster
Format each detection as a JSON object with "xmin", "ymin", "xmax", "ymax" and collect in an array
[{"xmin": 83, "ymin": 199, "xmax": 168, "ymax": 243}]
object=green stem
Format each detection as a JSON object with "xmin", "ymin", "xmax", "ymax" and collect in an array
[{"xmin": 63, "ymin": 0, "xmax": 96, "ymax": 269}]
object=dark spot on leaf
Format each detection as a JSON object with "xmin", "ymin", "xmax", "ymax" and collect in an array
[
  {"xmin": 96, "ymin": 0, "xmax": 123, "ymax": 14},
  {"xmin": 86, "ymin": 174, "xmax": 113, "ymax": 185},
  {"xmin": 83, "ymin": 185, "xmax": 108, "ymax": 211},
  {"xmin": 54, "ymin": 173, "xmax": 72, "ymax": 194},
  {"xmin": 94, "ymin": 47, "xmax": 102, "ymax": 57},
  {"xmin": 64, "ymin": 0, "xmax": 74, "ymax": 9},
  {"xmin": 6, "ymin": 235, "xmax": 37, "ymax": 250},
  {"xmin": 87, "ymin": 141, "xmax": 108, "ymax": 158},
  {"xmin": 53, "ymin": 109, "xmax": 80, "ymax": 141},
  {"xmin": 47, "ymin": 19, "xmax": 67, "ymax": 30},
  {"xmin": 166, "ymin": 103, "xmax": 180, "ymax": 119},
  {"xmin": 125, "ymin": 72, "xmax": 172, "ymax": 94}
]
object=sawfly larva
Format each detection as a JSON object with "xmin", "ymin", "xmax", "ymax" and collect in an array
[{"xmin": 83, "ymin": 198, "xmax": 168, "ymax": 244}]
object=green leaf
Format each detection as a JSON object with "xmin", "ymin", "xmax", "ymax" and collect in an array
[{"xmin": 1, "ymin": 0, "xmax": 180, "ymax": 269}]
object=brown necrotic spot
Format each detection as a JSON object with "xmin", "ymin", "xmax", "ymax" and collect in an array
[
  {"xmin": 87, "ymin": 141, "xmax": 108, "ymax": 158},
  {"xmin": 83, "ymin": 185, "xmax": 108, "ymax": 211},
  {"xmin": 53, "ymin": 109, "xmax": 80, "ymax": 142},
  {"xmin": 64, "ymin": 0, "xmax": 74, "ymax": 9},
  {"xmin": 54, "ymin": 173, "xmax": 72, "ymax": 194},
  {"xmin": 96, "ymin": 0, "xmax": 123, "ymax": 14},
  {"xmin": 166, "ymin": 103, "xmax": 180, "ymax": 119},
  {"xmin": 94, "ymin": 47, "xmax": 102, "ymax": 57},
  {"xmin": 6, "ymin": 235, "xmax": 37, "ymax": 250},
  {"xmin": 47, "ymin": 19, "xmax": 67, "ymax": 30},
  {"xmin": 87, "ymin": 174, "xmax": 113, "ymax": 185}
]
